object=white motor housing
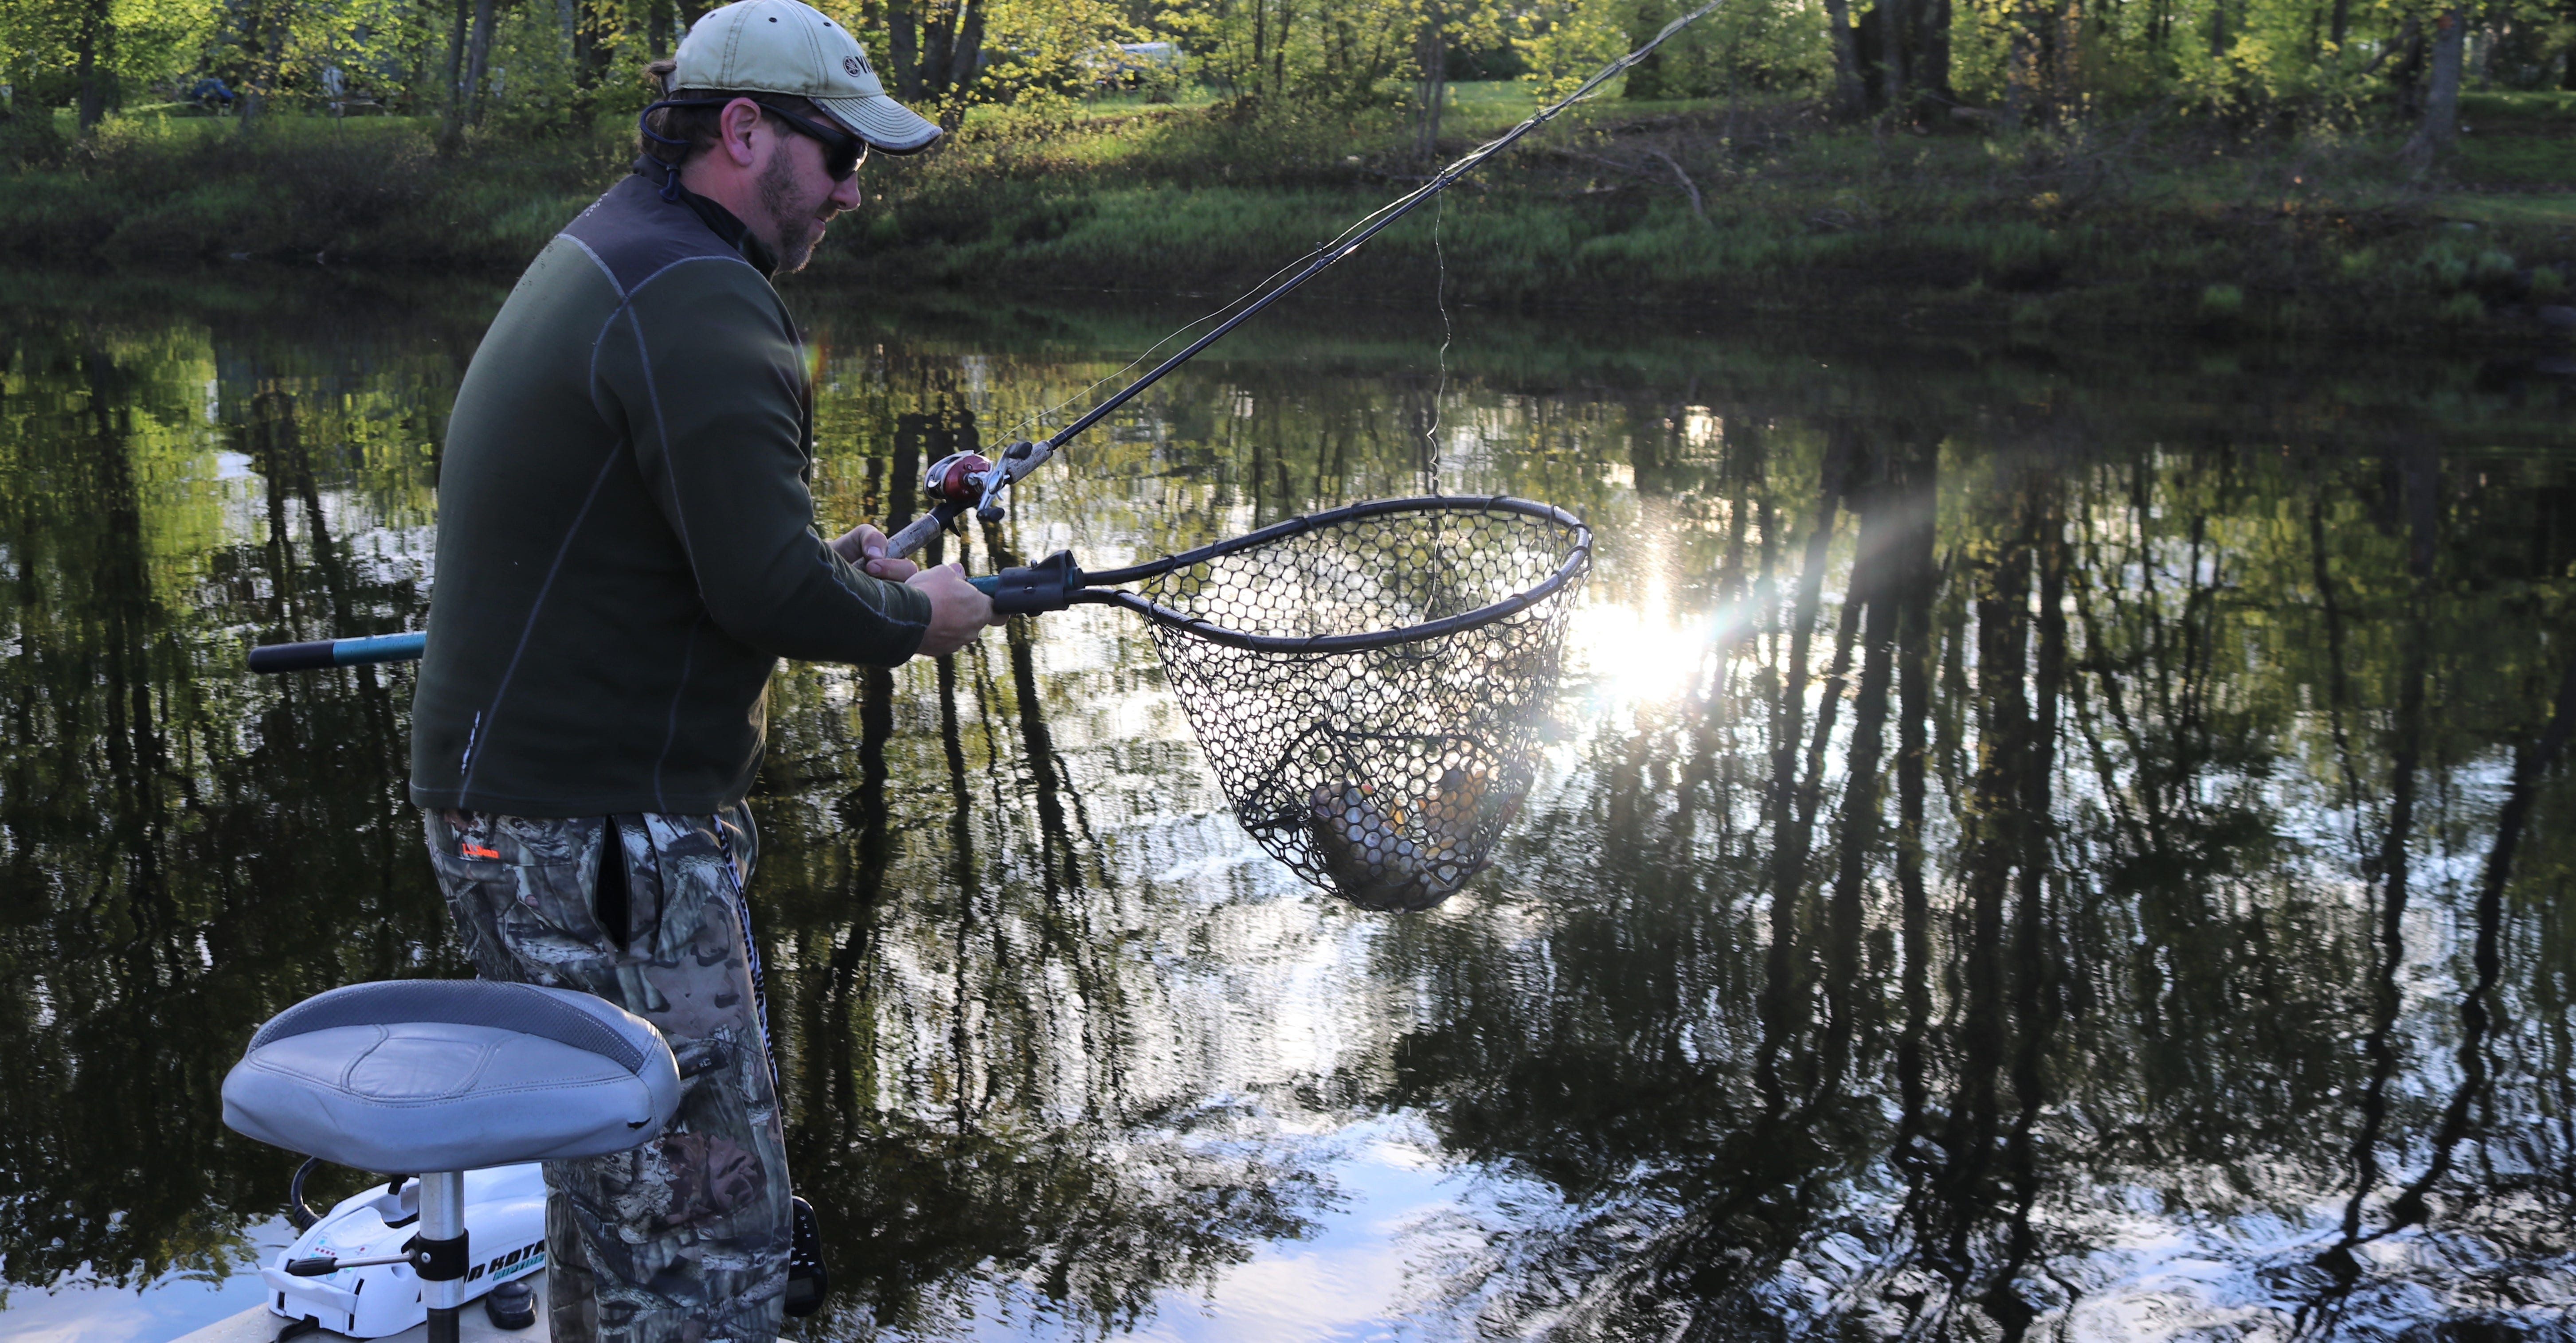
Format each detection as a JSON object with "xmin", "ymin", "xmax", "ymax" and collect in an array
[{"xmin": 261, "ymin": 1164, "xmax": 548, "ymax": 1339}]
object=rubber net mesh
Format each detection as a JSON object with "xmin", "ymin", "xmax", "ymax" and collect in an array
[{"xmin": 1139, "ymin": 504, "xmax": 1587, "ymax": 910}]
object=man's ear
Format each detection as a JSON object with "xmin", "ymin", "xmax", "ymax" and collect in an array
[{"xmin": 718, "ymin": 97, "xmax": 765, "ymax": 168}]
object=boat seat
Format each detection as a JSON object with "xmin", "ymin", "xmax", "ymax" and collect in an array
[{"xmin": 223, "ymin": 980, "xmax": 683, "ymax": 1173}]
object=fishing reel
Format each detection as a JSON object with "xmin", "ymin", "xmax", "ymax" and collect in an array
[
  {"xmin": 923, "ymin": 452, "xmax": 993, "ymax": 508},
  {"xmin": 924, "ymin": 443, "xmax": 1041, "ymax": 528}
]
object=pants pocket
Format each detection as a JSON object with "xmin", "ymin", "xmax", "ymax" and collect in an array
[{"xmin": 423, "ymin": 811, "xmax": 615, "ymax": 986}]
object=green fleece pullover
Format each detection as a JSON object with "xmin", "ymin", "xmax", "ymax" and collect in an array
[{"xmin": 408, "ymin": 168, "xmax": 931, "ymax": 817}]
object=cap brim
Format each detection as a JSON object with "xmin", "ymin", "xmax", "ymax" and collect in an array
[{"xmin": 814, "ymin": 94, "xmax": 942, "ymax": 154}]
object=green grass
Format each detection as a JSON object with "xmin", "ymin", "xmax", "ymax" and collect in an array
[
  {"xmin": 2455, "ymin": 90, "xmax": 2576, "ymax": 186},
  {"xmin": 0, "ymin": 112, "xmax": 618, "ymax": 269},
  {"xmin": 5, "ymin": 85, "xmax": 2574, "ymax": 339},
  {"xmin": 2439, "ymin": 194, "xmax": 2576, "ymax": 226},
  {"xmin": 2455, "ymin": 137, "xmax": 2576, "ymax": 187},
  {"xmin": 2459, "ymin": 90, "xmax": 2576, "ymax": 124}
]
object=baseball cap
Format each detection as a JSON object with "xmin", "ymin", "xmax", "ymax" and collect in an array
[{"xmin": 670, "ymin": 0, "xmax": 942, "ymax": 155}]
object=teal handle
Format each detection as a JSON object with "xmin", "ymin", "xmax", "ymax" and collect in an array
[
  {"xmin": 248, "ymin": 631, "xmax": 427, "ymax": 674},
  {"xmin": 253, "ymin": 580, "xmax": 1008, "ymax": 672}
]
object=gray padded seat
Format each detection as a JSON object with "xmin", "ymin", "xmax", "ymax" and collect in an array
[{"xmin": 223, "ymin": 980, "xmax": 683, "ymax": 1173}]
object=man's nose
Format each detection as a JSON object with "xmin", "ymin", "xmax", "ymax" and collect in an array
[{"xmin": 827, "ymin": 173, "xmax": 863, "ymax": 213}]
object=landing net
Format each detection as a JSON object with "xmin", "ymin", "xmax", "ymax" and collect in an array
[{"xmin": 1103, "ymin": 497, "xmax": 1591, "ymax": 910}]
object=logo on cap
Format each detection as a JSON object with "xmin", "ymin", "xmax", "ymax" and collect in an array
[{"xmin": 844, "ymin": 55, "xmax": 869, "ymax": 76}]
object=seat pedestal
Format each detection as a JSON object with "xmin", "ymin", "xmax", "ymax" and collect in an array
[{"xmin": 419, "ymin": 1171, "xmax": 467, "ymax": 1343}]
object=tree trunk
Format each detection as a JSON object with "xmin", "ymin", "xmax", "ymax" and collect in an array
[
  {"xmin": 2388, "ymin": 16, "xmax": 2427, "ymax": 119},
  {"xmin": 2329, "ymin": 0, "xmax": 2350, "ymax": 51},
  {"xmin": 1251, "ymin": 0, "xmax": 1266, "ymax": 98},
  {"xmin": 1856, "ymin": 5, "xmax": 1884, "ymax": 110},
  {"xmin": 1416, "ymin": 8, "xmax": 1447, "ymax": 159},
  {"xmin": 1914, "ymin": 0, "xmax": 1952, "ymax": 110},
  {"xmin": 1272, "ymin": 0, "xmax": 1292, "ymax": 99},
  {"xmin": 2404, "ymin": 7, "xmax": 2465, "ymax": 166},
  {"xmin": 571, "ymin": 0, "xmax": 611, "ymax": 112},
  {"xmin": 2004, "ymin": 0, "xmax": 2041, "ymax": 125},
  {"xmin": 1624, "ymin": 0, "xmax": 1668, "ymax": 98},
  {"xmin": 463, "ymin": 0, "xmax": 498, "ymax": 126},
  {"xmin": 2055, "ymin": 0, "xmax": 2083, "ymax": 125},
  {"xmin": 886, "ymin": 0, "xmax": 921, "ymax": 98},
  {"xmin": 73, "ymin": 0, "xmax": 111, "ymax": 133},
  {"xmin": 1882, "ymin": 0, "xmax": 1910, "ymax": 117},
  {"xmin": 933, "ymin": 1, "xmax": 970, "ymax": 96},
  {"xmin": 239, "ymin": 0, "xmax": 291, "ymax": 128},
  {"xmin": 922, "ymin": 0, "xmax": 968, "ymax": 98},
  {"xmin": 437, "ymin": 0, "xmax": 469, "ymax": 148},
  {"xmin": 945, "ymin": 0, "xmax": 982, "ymax": 100},
  {"xmin": 1818, "ymin": 0, "xmax": 1869, "ymax": 118}
]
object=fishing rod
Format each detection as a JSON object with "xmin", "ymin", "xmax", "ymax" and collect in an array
[
  {"xmin": 876, "ymin": 0, "xmax": 1724, "ymax": 562},
  {"xmin": 248, "ymin": 0, "xmax": 1720, "ymax": 675}
]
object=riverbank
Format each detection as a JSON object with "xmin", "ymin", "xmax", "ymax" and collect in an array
[{"xmin": 7, "ymin": 89, "xmax": 2574, "ymax": 338}]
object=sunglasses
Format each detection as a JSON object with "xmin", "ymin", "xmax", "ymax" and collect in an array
[{"xmin": 752, "ymin": 99, "xmax": 867, "ymax": 182}]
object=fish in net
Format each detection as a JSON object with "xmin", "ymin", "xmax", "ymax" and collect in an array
[{"xmin": 989, "ymin": 496, "xmax": 1589, "ymax": 911}]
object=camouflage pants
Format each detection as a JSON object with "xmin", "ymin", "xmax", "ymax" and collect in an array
[{"xmin": 423, "ymin": 807, "xmax": 790, "ymax": 1343}]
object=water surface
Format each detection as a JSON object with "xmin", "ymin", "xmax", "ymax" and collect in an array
[{"xmin": 5, "ymin": 279, "xmax": 2576, "ymax": 1341}]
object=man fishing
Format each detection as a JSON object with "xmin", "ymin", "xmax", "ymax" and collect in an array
[{"xmin": 403, "ymin": 1, "xmax": 990, "ymax": 1337}]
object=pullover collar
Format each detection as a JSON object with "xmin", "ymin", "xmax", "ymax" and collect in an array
[{"xmin": 634, "ymin": 155, "xmax": 781, "ymax": 277}]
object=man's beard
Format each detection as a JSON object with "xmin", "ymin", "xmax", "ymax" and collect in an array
[{"xmin": 757, "ymin": 150, "xmax": 827, "ymax": 274}]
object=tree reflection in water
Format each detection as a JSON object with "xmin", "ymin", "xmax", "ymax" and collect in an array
[{"xmin": 4, "ymin": 287, "xmax": 2575, "ymax": 1340}]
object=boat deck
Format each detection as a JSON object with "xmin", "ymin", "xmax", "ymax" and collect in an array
[{"xmin": 169, "ymin": 1274, "xmax": 549, "ymax": 1343}]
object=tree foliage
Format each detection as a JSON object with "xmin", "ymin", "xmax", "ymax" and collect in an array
[{"xmin": 0, "ymin": 0, "xmax": 2567, "ymax": 151}]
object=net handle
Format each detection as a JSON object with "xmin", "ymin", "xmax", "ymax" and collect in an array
[{"xmin": 1073, "ymin": 495, "xmax": 1593, "ymax": 655}]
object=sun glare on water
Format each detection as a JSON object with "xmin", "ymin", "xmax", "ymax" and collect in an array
[{"xmin": 1566, "ymin": 570, "xmax": 1722, "ymax": 715}]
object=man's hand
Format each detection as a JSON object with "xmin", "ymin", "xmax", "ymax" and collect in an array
[
  {"xmin": 908, "ymin": 563, "xmax": 997, "ymax": 657},
  {"xmin": 831, "ymin": 523, "xmax": 918, "ymax": 581}
]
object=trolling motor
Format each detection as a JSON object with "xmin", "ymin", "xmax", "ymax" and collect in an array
[{"xmin": 263, "ymin": 1163, "xmax": 549, "ymax": 1338}]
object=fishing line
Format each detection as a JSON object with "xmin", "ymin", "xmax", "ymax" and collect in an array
[
  {"xmin": 994, "ymin": 181, "xmax": 1453, "ymax": 444},
  {"xmin": 990, "ymin": 0, "xmax": 1725, "ymax": 455},
  {"xmin": 1423, "ymin": 188, "xmax": 1450, "ymax": 496}
]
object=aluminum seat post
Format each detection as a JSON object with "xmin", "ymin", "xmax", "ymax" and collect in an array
[{"xmin": 419, "ymin": 1170, "xmax": 469, "ymax": 1343}]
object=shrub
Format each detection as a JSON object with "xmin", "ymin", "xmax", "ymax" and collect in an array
[
  {"xmin": 0, "ymin": 113, "xmax": 67, "ymax": 167},
  {"xmin": 2421, "ymin": 242, "xmax": 2471, "ymax": 289}
]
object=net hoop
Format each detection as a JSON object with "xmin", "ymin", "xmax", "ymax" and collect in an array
[
  {"xmin": 1075, "ymin": 496, "xmax": 1593, "ymax": 655},
  {"xmin": 1120, "ymin": 495, "xmax": 1590, "ymax": 909}
]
